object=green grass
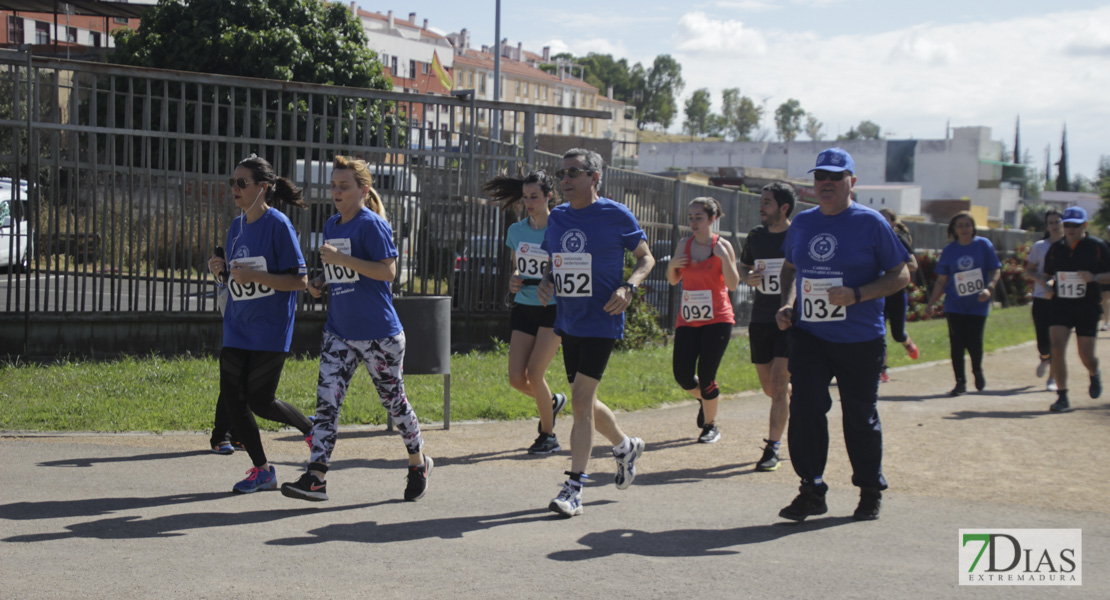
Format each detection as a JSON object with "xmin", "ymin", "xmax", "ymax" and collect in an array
[{"xmin": 0, "ymin": 306, "xmax": 1034, "ymax": 432}]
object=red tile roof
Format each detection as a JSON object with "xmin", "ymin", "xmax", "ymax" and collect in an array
[{"xmin": 453, "ymin": 49, "xmax": 597, "ymax": 92}]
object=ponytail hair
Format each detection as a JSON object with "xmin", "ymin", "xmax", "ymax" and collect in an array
[
  {"xmin": 484, "ymin": 168, "xmax": 557, "ymax": 212},
  {"xmin": 236, "ymin": 155, "xmax": 306, "ymax": 209},
  {"xmin": 333, "ymin": 155, "xmax": 387, "ymax": 220},
  {"xmin": 689, "ymin": 196, "xmax": 724, "ymax": 220}
]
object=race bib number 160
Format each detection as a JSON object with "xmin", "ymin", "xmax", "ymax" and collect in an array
[{"xmin": 323, "ymin": 238, "xmax": 359, "ymax": 284}]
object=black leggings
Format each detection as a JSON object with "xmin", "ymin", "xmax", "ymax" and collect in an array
[
  {"xmin": 1032, "ymin": 297, "xmax": 1051, "ymax": 359},
  {"xmin": 883, "ymin": 289, "xmax": 908, "ymax": 343},
  {"xmin": 945, "ymin": 313, "xmax": 987, "ymax": 382},
  {"xmin": 672, "ymin": 322, "xmax": 732, "ymax": 400},
  {"xmin": 218, "ymin": 347, "xmax": 312, "ymax": 467}
]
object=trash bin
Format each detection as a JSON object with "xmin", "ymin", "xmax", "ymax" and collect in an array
[{"xmin": 393, "ymin": 295, "xmax": 452, "ymax": 429}]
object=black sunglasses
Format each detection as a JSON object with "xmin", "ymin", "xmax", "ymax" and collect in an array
[
  {"xmin": 1063, "ymin": 222, "xmax": 1084, "ymax": 228},
  {"xmin": 228, "ymin": 177, "xmax": 254, "ymax": 190},
  {"xmin": 555, "ymin": 167, "xmax": 593, "ymax": 179},
  {"xmin": 813, "ymin": 171, "xmax": 847, "ymax": 182}
]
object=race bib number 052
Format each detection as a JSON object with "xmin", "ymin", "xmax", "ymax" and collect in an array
[
  {"xmin": 800, "ymin": 277, "xmax": 846, "ymax": 322},
  {"xmin": 552, "ymin": 252, "xmax": 592, "ymax": 297},
  {"xmin": 323, "ymin": 238, "xmax": 358, "ymax": 284},
  {"xmin": 228, "ymin": 256, "xmax": 275, "ymax": 301}
]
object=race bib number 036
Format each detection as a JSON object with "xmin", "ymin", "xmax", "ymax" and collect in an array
[
  {"xmin": 323, "ymin": 238, "xmax": 358, "ymax": 284},
  {"xmin": 1056, "ymin": 271, "xmax": 1086, "ymax": 299},
  {"xmin": 681, "ymin": 289, "xmax": 714, "ymax": 321},
  {"xmin": 800, "ymin": 277, "xmax": 846, "ymax": 322},
  {"xmin": 516, "ymin": 242, "xmax": 549, "ymax": 278},
  {"xmin": 755, "ymin": 258, "xmax": 784, "ymax": 295},
  {"xmin": 228, "ymin": 256, "xmax": 275, "ymax": 301},
  {"xmin": 954, "ymin": 269, "xmax": 985, "ymax": 297},
  {"xmin": 552, "ymin": 252, "xmax": 592, "ymax": 297}
]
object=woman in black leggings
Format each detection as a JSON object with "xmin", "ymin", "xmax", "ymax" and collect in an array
[{"xmin": 878, "ymin": 209, "xmax": 919, "ymax": 383}]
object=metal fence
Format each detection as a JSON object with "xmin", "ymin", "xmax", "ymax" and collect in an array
[{"xmin": 0, "ymin": 49, "xmax": 1039, "ymax": 349}]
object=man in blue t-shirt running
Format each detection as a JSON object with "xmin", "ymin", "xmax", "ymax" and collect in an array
[
  {"xmin": 538, "ymin": 148, "xmax": 655, "ymax": 518},
  {"xmin": 775, "ymin": 148, "xmax": 910, "ymax": 522}
]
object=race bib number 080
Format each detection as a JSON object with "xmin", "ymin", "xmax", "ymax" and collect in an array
[
  {"xmin": 515, "ymin": 242, "xmax": 549, "ymax": 278},
  {"xmin": 1056, "ymin": 271, "xmax": 1086, "ymax": 299},
  {"xmin": 754, "ymin": 258, "xmax": 784, "ymax": 295},
  {"xmin": 800, "ymin": 277, "xmax": 846, "ymax": 322},
  {"xmin": 323, "ymin": 238, "xmax": 358, "ymax": 284},
  {"xmin": 552, "ymin": 252, "xmax": 592, "ymax": 297},
  {"xmin": 228, "ymin": 256, "xmax": 275, "ymax": 301},
  {"xmin": 954, "ymin": 269, "xmax": 985, "ymax": 297}
]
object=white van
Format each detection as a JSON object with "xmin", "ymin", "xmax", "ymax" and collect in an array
[
  {"xmin": 0, "ymin": 178, "xmax": 30, "ymax": 270},
  {"xmin": 293, "ymin": 159, "xmax": 421, "ymax": 285}
]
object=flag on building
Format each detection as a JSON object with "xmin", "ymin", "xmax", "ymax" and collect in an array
[{"xmin": 431, "ymin": 51, "xmax": 453, "ymax": 91}]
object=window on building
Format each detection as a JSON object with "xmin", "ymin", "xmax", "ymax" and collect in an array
[
  {"xmin": 66, "ymin": 27, "xmax": 77, "ymax": 44},
  {"xmin": 89, "ymin": 31, "xmax": 101, "ymax": 47},
  {"xmin": 885, "ymin": 140, "xmax": 917, "ymax": 183},
  {"xmin": 7, "ymin": 16, "xmax": 24, "ymax": 44},
  {"xmin": 522, "ymin": 81, "xmax": 528, "ymax": 96},
  {"xmin": 479, "ymin": 73, "xmax": 486, "ymax": 94},
  {"xmin": 409, "ymin": 60, "xmax": 416, "ymax": 78},
  {"xmin": 34, "ymin": 21, "xmax": 49, "ymax": 45},
  {"xmin": 422, "ymin": 62, "xmax": 429, "ymax": 74},
  {"xmin": 391, "ymin": 56, "xmax": 398, "ymax": 75},
  {"xmin": 113, "ymin": 17, "xmax": 128, "ymax": 24}
]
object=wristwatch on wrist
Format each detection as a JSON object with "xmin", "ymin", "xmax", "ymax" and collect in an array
[{"xmin": 620, "ymin": 281, "xmax": 638, "ymax": 293}]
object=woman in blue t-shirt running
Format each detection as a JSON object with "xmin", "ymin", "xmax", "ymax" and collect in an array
[
  {"xmin": 280, "ymin": 155, "xmax": 431, "ymax": 503},
  {"xmin": 926, "ymin": 211, "xmax": 1001, "ymax": 396},
  {"xmin": 207, "ymin": 155, "xmax": 314, "ymax": 494},
  {"xmin": 483, "ymin": 170, "xmax": 567, "ymax": 455}
]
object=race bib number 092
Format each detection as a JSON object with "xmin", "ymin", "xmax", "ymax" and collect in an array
[
  {"xmin": 681, "ymin": 289, "xmax": 714, "ymax": 321},
  {"xmin": 228, "ymin": 256, "xmax": 275, "ymax": 301},
  {"xmin": 552, "ymin": 252, "xmax": 592, "ymax": 297}
]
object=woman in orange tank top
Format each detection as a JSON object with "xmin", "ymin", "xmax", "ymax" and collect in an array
[{"xmin": 666, "ymin": 197, "xmax": 740, "ymax": 443}]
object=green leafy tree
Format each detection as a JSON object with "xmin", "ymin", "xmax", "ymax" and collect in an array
[
  {"xmin": 683, "ymin": 88, "xmax": 712, "ymax": 137},
  {"xmin": 1092, "ymin": 156, "xmax": 1110, "ymax": 234},
  {"xmin": 577, "ymin": 53, "xmax": 636, "ymax": 100},
  {"xmin": 1056, "ymin": 125, "xmax": 1070, "ymax": 192},
  {"xmin": 719, "ymin": 88, "xmax": 762, "ymax": 141},
  {"xmin": 804, "ymin": 114, "xmax": 824, "ymax": 141},
  {"xmin": 857, "ymin": 120, "xmax": 882, "ymax": 140},
  {"xmin": 773, "ymin": 99, "xmax": 804, "ymax": 142},
  {"xmin": 637, "ymin": 55, "xmax": 684, "ymax": 130}
]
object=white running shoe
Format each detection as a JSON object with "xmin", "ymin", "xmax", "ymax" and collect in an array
[
  {"xmin": 1046, "ymin": 376, "xmax": 1058, "ymax": 392},
  {"xmin": 613, "ymin": 437, "xmax": 645, "ymax": 490},
  {"xmin": 549, "ymin": 480, "xmax": 583, "ymax": 517}
]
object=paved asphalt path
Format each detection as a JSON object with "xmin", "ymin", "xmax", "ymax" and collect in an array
[{"xmin": 2, "ymin": 337, "xmax": 1109, "ymax": 599}]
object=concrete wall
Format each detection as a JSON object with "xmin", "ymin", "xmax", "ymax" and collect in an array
[{"xmin": 855, "ymin": 186, "xmax": 921, "ymax": 215}]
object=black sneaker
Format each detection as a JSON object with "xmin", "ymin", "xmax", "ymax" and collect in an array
[
  {"xmin": 973, "ymin": 371, "xmax": 986, "ymax": 391},
  {"xmin": 281, "ymin": 472, "xmax": 329, "ymax": 502},
  {"xmin": 527, "ymin": 432, "xmax": 561, "ymax": 455},
  {"xmin": 853, "ymin": 488, "xmax": 882, "ymax": 521},
  {"xmin": 404, "ymin": 456, "xmax": 433, "ymax": 501},
  {"xmin": 1050, "ymin": 391, "xmax": 1070, "ymax": 413},
  {"xmin": 1090, "ymin": 373, "xmax": 1102, "ymax": 399},
  {"xmin": 778, "ymin": 484, "xmax": 828, "ymax": 521},
  {"xmin": 949, "ymin": 380, "xmax": 967, "ymax": 397},
  {"xmin": 756, "ymin": 439, "xmax": 780, "ymax": 472},
  {"xmin": 697, "ymin": 424, "xmax": 720, "ymax": 444}
]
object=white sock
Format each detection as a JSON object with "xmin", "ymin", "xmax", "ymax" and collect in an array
[{"xmin": 614, "ymin": 436, "xmax": 632, "ymax": 455}]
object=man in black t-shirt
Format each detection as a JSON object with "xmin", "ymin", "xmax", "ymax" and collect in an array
[
  {"xmin": 1043, "ymin": 206, "xmax": 1110, "ymax": 412},
  {"xmin": 739, "ymin": 182, "xmax": 795, "ymax": 471}
]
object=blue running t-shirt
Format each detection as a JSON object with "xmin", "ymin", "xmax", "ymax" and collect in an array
[
  {"xmin": 223, "ymin": 208, "xmax": 307, "ymax": 352},
  {"xmin": 542, "ymin": 197, "xmax": 645, "ymax": 339},
  {"xmin": 322, "ymin": 207, "xmax": 402, "ymax": 341},
  {"xmin": 935, "ymin": 237, "xmax": 1002, "ymax": 317}
]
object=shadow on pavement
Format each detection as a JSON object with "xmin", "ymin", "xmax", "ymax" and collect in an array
[
  {"xmin": 3, "ymin": 501, "xmax": 385, "ymax": 542},
  {"xmin": 945, "ymin": 402, "xmax": 1110, "ymax": 420},
  {"xmin": 38, "ymin": 450, "xmax": 212, "ymax": 468},
  {"xmin": 0, "ymin": 492, "xmax": 231, "ymax": 520},
  {"xmin": 266, "ymin": 502, "xmax": 617, "ymax": 546},
  {"xmin": 548, "ymin": 517, "xmax": 855, "ymax": 560},
  {"xmin": 881, "ymin": 386, "xmax": 1039, "ymax": 402}
]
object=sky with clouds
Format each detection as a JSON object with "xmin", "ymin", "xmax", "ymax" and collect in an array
[{"xmin": 365, "ymin": 0, "xmax": 1110, "ymax": 179}]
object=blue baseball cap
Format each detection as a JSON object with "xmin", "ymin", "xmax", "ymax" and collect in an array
[
  {"xmin": 1062, "ymin": 206, "xmax": 1088, "ymax": 224},
  {"xmin": 808, "ymin": 148, "xmax": 855, "ymax": 173}
]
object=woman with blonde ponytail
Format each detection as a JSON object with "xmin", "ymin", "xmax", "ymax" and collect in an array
[{"xmin": 281, "ymin": 155, "xmax": 432, "ymax": 503}]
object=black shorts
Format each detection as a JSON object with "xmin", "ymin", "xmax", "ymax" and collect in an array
[
  {"xmin": 561, "ymin": 334, "xmax": 617, "ymax": 383},
  {"xmin": 510, "ymin": 303, "xmax": 557, "ymax": 336},
  {"xmin": 749, "ymin": 321, "xmax": 790, "ymax": 364},
  {"xmin": 1049, "ymin": 301, "xmax": 1102, "ymax": 337}
]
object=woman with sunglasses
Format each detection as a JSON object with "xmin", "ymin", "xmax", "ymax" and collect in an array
[
  {"xmin": 1025, "ymin": 209, "xmax": 1063, "ymax": 391},
  {"xmin": 666, "ymin": 197, "xmax": 739, "ymax": 444},
  {"xmin": 281, "ymin": 155, "xmax": 431, "ymax": 503},
  {"xmin": 483, "ymin": 170, "xmax": 567, "ymax": 455},
  {"xmin": 877, "ymin": 208, "xmax": 920, "ymax": 383},
  {"xmin": 207, "ymin": 155, "xmax": 314, "ymax": 494},
  {"xmin": 926, "ymin": 211, "xmax": 1001, "ymax": 396}
]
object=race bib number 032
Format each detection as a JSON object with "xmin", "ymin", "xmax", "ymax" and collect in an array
[
  {"xmin": 800, "ymin": 277, "xmax": 845, "ymax": 322},
  {"xmin": 755, "ymin": 258, "xmax": 784, "ymax": 295},
  {"xmin": 323, "ymin": 238, "xmax": 358, "ymax": 284},
  {"xmin": 228, "ymin": 256, "xmax": 275, "ymax": 301},
  {"xmin": 552, "ymin": 252, "xmax": 592, "ymax": 297}
]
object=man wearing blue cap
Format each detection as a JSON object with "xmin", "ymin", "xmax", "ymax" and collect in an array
[
  {"xmin": 774, "ymin": 148, "xmax": 910, "ymax": 521},
  {"xmin": 1043, "ymin": 206, "xmax": 1110, "ymax": 412}
]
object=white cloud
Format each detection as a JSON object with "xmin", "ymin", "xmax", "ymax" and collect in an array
[
  {"xmin": 674, "ymin": 11, "xmax": 767, "ymax": 55},
  {"xmin": 671, "ymin": 6, "xmax": 1110, "ymax": 174},
  {"xmin": 712, "ymin": 0, "xmax": 782, "ymax": 12},
  {"xmin": 539, "ymin": 39, "xmax": 630, "ymax": 59}
]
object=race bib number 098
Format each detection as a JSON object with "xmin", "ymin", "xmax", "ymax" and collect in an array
[
  {"xmin": 228, "ymin": 256, "xmax": 275, "ymax": 301},
  {"xmin": 552, "ymin": 252, "xmax": 592, "ymax": 297}
]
